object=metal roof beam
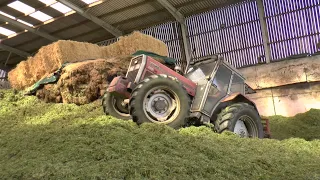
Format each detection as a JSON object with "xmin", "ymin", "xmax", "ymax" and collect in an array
[
  {"xmin": 156, "ymin": 0, "xmax": 184, "ymax": 23},
  {"xmin": 156, "ymin": 0, "xmax": 191, "ymax": 72},
  {"xmin": 0, "ymin": 14, "xmax": 59, "ymax": 41},
  {"xmin": 0, "ymin": 43, "xmax": 30, "ymax": 58},
  {"xmin": 57, "ymin": 0, "xmax": 123, "ymax": 37},
  {"xmin": 257, "ymin": 0, "xmax": 271, "ymax": 63}
]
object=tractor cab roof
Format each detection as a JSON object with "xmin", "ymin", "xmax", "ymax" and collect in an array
[{"xmin": 190, "ymin": 55, "xmax": 245, "ymax": 80}]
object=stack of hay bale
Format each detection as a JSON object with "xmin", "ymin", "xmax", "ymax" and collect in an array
[{"xmin": 8, "ymin": 31, "xmax": 169, "ymax": 105}]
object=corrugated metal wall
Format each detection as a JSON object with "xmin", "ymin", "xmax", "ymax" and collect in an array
[
  {"xmin": 264, "ymin": 0, "xmax": 320, "ymax": 61},
  {"xmin": 97, "ymin": 0, "xmax": 320, "ymax": 68},
  {"xmin": 186, "ymin": 0, "xmax": 264, "ymax": 68},
  {"xmin": 141, "ymin": 22, "xmax": 184, "ymax": 63},
  {"xmin": 97, "ymin": 37, "xmax": 118, "ymax": 46},
  {"xmin": 0, "ymin": 69, "xmax": 7, "ymax": 82},
  {"xmin": 0, "ymin": 69, "xmax": 10, "ymax": 89}
]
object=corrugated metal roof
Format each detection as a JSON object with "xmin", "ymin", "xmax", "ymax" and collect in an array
[
  {"xmin": 181, "ymin": 0, "xmax": 244, "ymax": 16},
  {"xmin": 101, "ymin": 3, "xmax": 160, "ymax": 24},
  {"xmin": 72, "ymin": 27, "xmax": 113, "ymax": 42},
  {"xmin": 54, "ymin": 21, "xmax": 101, "ymax": 39},
  {"xmin": 88, "ymin": 0, "xmax": 145, "ymax": 17},
  {"xmin": 41, "ymin": 14, "xmax": 87, "ymax": 33},
  {"xmin": 167, "ymin": 0, "xmax": 190, "ymax": 6},
  {"xmin": 120, "ymin": 11, "xmax": 172, "ymax": 32},
  {"xmin": 67, "ymin": 0, "xmax": 89, "ymax": 8},
  {"xmin": 3, "ymin": 32, "xmax": 39, "ymax": 47},
  {"xmin": 0, "ymin": 0, "xmax": 245, "ymax": 65},
  {"xmin": 16, "ymin": 38, "xmax": 51, "ymax": 52}
]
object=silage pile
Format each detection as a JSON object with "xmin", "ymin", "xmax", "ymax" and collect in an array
[
  {"xmin": 36, "ymin": 57, "xmax": 131, "ymax": 105},
  {"xmin": 7, "ymin": 31, "xmax": 168, "ymax": 104},
  {"xmin": 8, "ymin": 31, "xmax": 168, "ymax": 90},
  {"xmin": 0, "ymin": 89, "xmax": 320, "ymax": 179}
]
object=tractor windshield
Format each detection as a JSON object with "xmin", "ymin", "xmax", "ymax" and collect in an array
[
  {"xmin": 185, "ymin": 60, "xmax": 217, "ymax": 83},
  {"xmin": 186, "ymin": 59, "xmax": 217, "ymax": 112}
]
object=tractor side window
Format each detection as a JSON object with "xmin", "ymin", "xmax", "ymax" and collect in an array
[
  {"xmin": 230, "ymin": 75, "xmax": 245, "ymax": 94},
  {"xmin": 203, "ymin": 65, "xmax": 232, "ymax": 114},
  {"xmin": 211, "ymin": 65, "xmax": 232, "ymax": 93}
]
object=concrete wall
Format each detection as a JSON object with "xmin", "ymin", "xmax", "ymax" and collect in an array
[
  {"xmin": 239, "ymin": 55, "xmax": 320, "ymax": 90},
  {"xmin": 238, "ymin": 55, "xmax": 320, "ymax": 117},
  {"xmin": 246, "ymin": 82, "xmax": 320, "ymax": 117}
]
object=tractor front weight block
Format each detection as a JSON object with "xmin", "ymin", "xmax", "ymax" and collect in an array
[{"xmin": 107, "ymin": 76, "xmax": 131, "ymax": 99}]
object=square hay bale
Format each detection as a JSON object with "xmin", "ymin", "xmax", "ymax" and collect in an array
[
  {"xmin": 31, "ymin": 40, "xmax": 103, "ymax": 80},
  {"xmin": 101, "ymin": 31, "xmax": 168, "ymax": 58},
  {"xmin": 9, "ymin": 41, "xmax": 104, "ymax": 90},
  {"xmin": 8, "ymin": 59, "xmax": 33, "ymax": 90}
]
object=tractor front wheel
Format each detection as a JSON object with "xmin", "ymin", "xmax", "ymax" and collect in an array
[
  {"xmin": 214, "ymin": 103, "xmax": 264, "ymax": 138},
  {"xmin": 129, "ymin": 75, "xmax": 191, "ymax": 129},
  {"xmin": 102, "ymin": 92, "xmax": 131, "ymax": 120}
]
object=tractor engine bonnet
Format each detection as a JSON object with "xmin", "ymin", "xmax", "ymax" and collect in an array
[{"xmin": 125, "ymin": 55, "xmax": 197, "ymax": 96}]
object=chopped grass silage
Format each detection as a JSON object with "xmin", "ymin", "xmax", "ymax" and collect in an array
[
  {"xmin": 268, "ymin": 110, "xmax": 320, "ymax": 140},
  {"xmin": 0, "ymin": 90, "xmax": 319, "ymax": 180}
]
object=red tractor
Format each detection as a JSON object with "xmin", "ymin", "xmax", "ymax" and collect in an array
[{"xmin": 103, "ymin": 54, "xmax": 270, "ymax": 138}]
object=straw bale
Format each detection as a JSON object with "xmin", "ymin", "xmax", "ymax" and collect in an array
[
  {"xmin": 101, "ymin": 31, "xmax": 168, "ymax": 58},
  {"xmin": 9, "ymin": 41, "xmax": 103, "ymax": 90},
  {"xmin": 8, "ymin": 59, "xmax": 33, "ymax": 90},
  {"xmin": 36, "ymin": 57, "xmax": 132, "ymax": 105}
]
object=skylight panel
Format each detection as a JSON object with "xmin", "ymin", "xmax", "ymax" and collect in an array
[
  {"xmin": 38, "ymin": 0, "xmax": 57, "ymax": 6},
  {"xmin": 0, "ymin": 11, "xmax": 16, "ymax": 19},
  {"xmin": 50, "ymin": 2, "xmax": 72, "ymax": 13},
  {"xmin": 82, "ymin": 0, "xmax": 99, "ymax": 4},
  {"xmin": 29, "ymin": 11, "xmax": 53, "ymax": 22},
  {"xmin": 17, "ymin": 19, "xmax": 33, "ymax": 27},
  {"xmin": 0, "ymin": 27, "xmax": 16, "ymax": 36},
  {"xmin": 8, "ymin": 1, "xmax": 35, "ymax": 15}
]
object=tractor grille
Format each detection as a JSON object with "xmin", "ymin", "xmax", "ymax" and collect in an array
[{"xmin": 126, "ymin": 56, "xmax": 143, "ymax": 83}]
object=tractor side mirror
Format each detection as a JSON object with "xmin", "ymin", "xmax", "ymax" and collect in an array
[{"xmin": 174, "ymin": 65, "xmax": 183, "ymax": 75}]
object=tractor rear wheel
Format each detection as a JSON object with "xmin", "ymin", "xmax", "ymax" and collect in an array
[
  {"xmin": 102, "ymin": 92, "xmax": 131, "ymax": 120},
  {"xmin": 214, "ymin": 103, "xmax": 264, "ymax": 138},
  {"xmin": 129, "ymin": 74, "xmax": 191, "ymax": 129}
]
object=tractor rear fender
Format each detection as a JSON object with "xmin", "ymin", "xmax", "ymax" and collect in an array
[
  {"xmin": 223, "ymin": 93, "xmax": 258, "ymax": 111},
  {"xmin": 210, "ymin": 93, "xmax": 259, "ymax": 122},
  {"xmin": 210, "ymin": 93, "xmax": 271, "ymax": 138}
]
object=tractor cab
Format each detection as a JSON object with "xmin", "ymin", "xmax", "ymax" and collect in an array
[{"xmin": 185, "ymin": 55, "xmax": 248, "ymax": 123}]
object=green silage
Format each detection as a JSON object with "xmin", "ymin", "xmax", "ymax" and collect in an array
[
  {"xmin": 0, "ymin": 90, "xmax": 319, "ymax": 180},
  {"xmin": 268, "ymin": 109, "xmax": 320, "ymax": 140}
]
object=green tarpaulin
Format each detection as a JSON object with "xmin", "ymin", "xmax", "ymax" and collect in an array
[
  {"xmin": 132, "ymin": 50, "xmax": 176, "ymax": 65},
  {"xmin": 25, "ymin": 63, "xmax": 69, "ymax": 95}
]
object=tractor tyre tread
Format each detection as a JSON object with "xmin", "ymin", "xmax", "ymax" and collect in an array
[
  {"xmin": 129, "ymin": 74, "xmax": 190, "ymax": 129},
  {"xmin": 102, "ymin": 92, "xmax": 131, "ymax": 120},
  {"xmin": 214, "ymin": 103, "xmax": 264, "ymax": 138}
]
